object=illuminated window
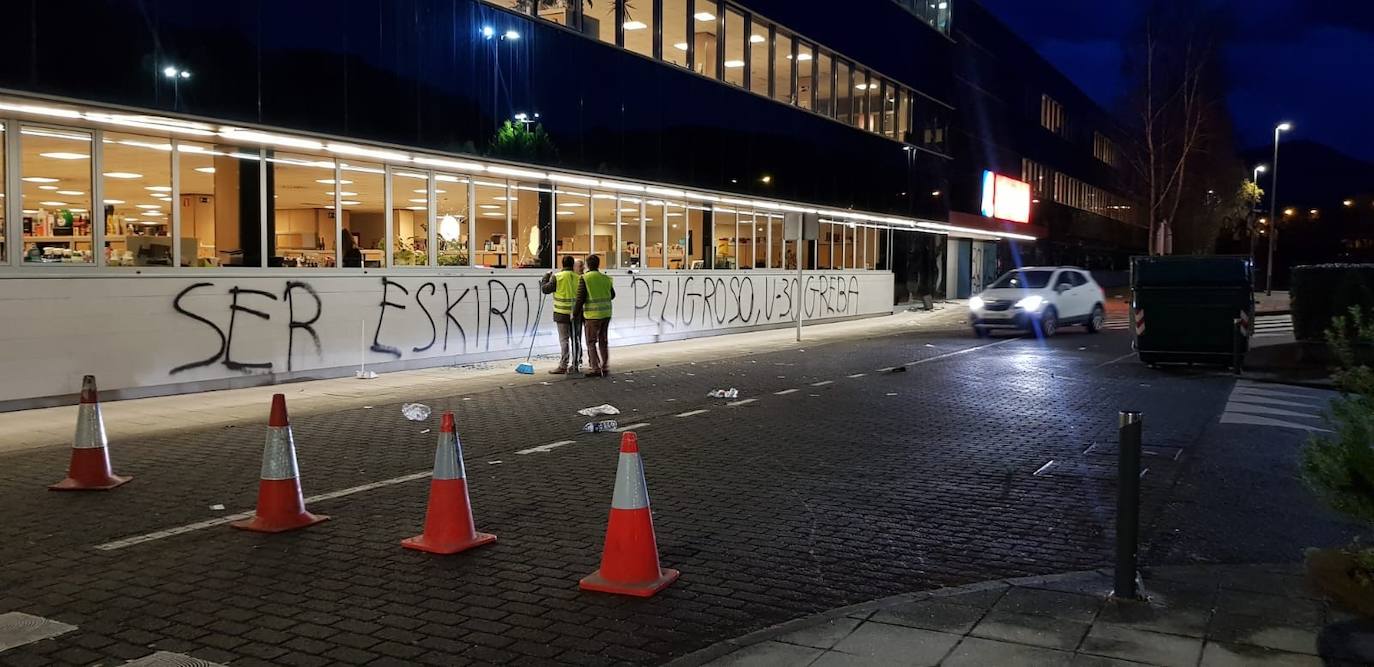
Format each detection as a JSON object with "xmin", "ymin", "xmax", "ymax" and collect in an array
[
  {"xmin": 623, "ymin": 0, "xmax": 655, "ymax": 57},
  {"xmin": 583, "ymin": 0, "xmax": 618, "ymax": 45},
  {"xmin": 815, "ymin": 50, "xmax": 834, "ymax": 117},
  {"xmin": 693, "ymin": 1, "xmax": 720, "ymax": 78},
  {"xmin": 1041, "ymin": 94, "xmax": 1066, "ymax": 136},
  {"xmin": 102, "ymin": 132, "xmax": 171, "ymax": 266},
  {"xmin": 723, "ymin": 8, "xmax": 746, "ymax": 87},
  {"xmin": 748, "ymin": 18, "xmax": 769, "ymax": 94},
  {"xmin": 835, "ymin": 60, "xmax": 853, "ymax": 125},
  {"xmin": 663, "ymin": 0, "xmax": 689, "ymax": 68},
  {"xmin": 1093, "ymin": 132, "xmax": 1118, "ymax": 167},
  {"xmin": 772, "ymin": 28, "xmax": 794, "ymax": 104},
  {"xmin": 270, "ymin": 153, "xmax": 337, "ymax": 268},
  {"xmin": 393, "ymin": 169, "xmax": 431, "ymax": 266},
  {"xmin": 21, "ymin": 126, "xmax": 94, "ymax": 264},
  {"xmin": 795, "ymin": 40, "xmax": 816, "ymax": 111}
]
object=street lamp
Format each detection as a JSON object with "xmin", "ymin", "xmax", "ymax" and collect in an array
[
  {"xmin": 1266, "ymin": 122, "xmax": 1292, "ymax": 296},
  {"xmin": 1252, "ymin": 164, "xmax": 1267, "ymax": 183},
  {"xmin": 1248, "ymin": 165, "xmax": 1267, "ymax": 287},
  {"xmin": 163, "ymin": 65, "xmax": 191, "ymax": 110}
]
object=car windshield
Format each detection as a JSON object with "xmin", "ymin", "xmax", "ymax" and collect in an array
[{"xmin": 990, "ymin": 270, "xmax": 1053, "ymax": 289}]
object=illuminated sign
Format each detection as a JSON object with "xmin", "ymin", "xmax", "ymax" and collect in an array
[{"xmin": 980, "ymin": 170, "xmax": 1031, "ymax": 223}]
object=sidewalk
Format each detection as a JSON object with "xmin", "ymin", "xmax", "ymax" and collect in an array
[
  {"xmin": 681, "ymin": 564, "xmax": 1367, "ymax": 666},
  {"xmin": 1256, "ymin": 290, "xmax": 1291, "ymax": 315},
  {"xmin": 0, "ymin": 302, "xmax": 968, "ymax": 454}
]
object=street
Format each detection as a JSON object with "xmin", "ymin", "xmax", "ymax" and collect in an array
[{"xmin": 0, "ymin": 314, "xmax": 1357, "ymax": 666}]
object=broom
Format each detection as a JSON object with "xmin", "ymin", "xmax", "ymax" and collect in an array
[{"xmin": 515, "ymin": 291, "xmax": 547, "ymax": 374}]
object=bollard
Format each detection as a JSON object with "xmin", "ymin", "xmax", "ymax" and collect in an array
[{"xmin": 1113, "ymin": 411, "xmax": 1143, "ymax": 600}]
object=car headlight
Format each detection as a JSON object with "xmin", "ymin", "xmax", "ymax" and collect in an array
[
  {"xmin": 969, "ymin": 296, "xmax": 985, "ymax": 310},
  {"xmin": 1015, "ymin": 295, "xmax": 1044, "ymax": 311}
]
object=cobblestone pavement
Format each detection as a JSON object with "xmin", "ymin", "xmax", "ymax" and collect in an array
[{"xmin": 0, "ymin": 321, "xmax": 1299, "ymax": 665}]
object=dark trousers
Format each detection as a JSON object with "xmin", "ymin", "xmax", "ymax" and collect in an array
[
  {"xmin": 556, "ymin": 318, "xmax": 584, "ymax": 370},
  {"xmin": 584, "ymin": 318, "xmax": 610, "ymax": 372}
]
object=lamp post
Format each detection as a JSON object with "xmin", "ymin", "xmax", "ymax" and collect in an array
[
  {"xmin": 162, "ymin": 66, "xmax": 190, "ymax": 111},
  {"xmin": 1266, "ymin": 123, "xmax": 1292, "ymax": 296},
  {"xmin": 1250, "ymin": 164, "xmax": 1267, "ymax": 287}
]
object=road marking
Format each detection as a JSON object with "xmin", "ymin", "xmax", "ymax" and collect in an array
[
  {"xmin": 1095, "ymin": 351, "xmax": 1137, "ymax": 368},
  {"xmin": 675, "ymin": 409, "xmax": 709, "ymax": 418},
  {"xmin": 727, "ymin": 398, "xmax": 758, "ymax": 407},
  {"xmin": 0, "ymin": 612, "xmax": 77, "ymax": 652},
  {"xmin": 1033, "ymin": 460, "xmax": 1057, "ymax": 476},
  {"xmin": 874, "ymin": 366, "xmax": 895, "ymax": 373},
  {"xmin": 96, "ymin": 471, "xmax": 433, "ymax": 551},
  {"xmin": 614, "ymin": 422, "xmax": 651, "ymax": 432},
  {"xmin": 847, "ymin": 373, "xmax": 867, "ymax": 378},
  {"xmin": 810, "ymin": 380, "xmax": 834, "ymax": 387},
  {"xmin": 516, "ymin": 440, "xmax": 576, "ymax": 455},
  {"xmin": 125, "ymin": 652, "xmax": 227, "ymax": 667},
  {"xmin": 774, "ymin": 388, "xmax": 799, "ymax": 395},
  {"xmin": 906, "ymin": 336, "xmax": 1022, "ymax": 367}
]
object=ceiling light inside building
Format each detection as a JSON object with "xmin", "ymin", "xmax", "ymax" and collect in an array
[
  {"xmin": 316, "ymin": 179, "xmax": 353, "ymax": 185},
  {"xmin": 623, "ymin": 20, "xmax": 647, "ymax": 30},
  {"xmin": 136, "ymin": 204, "xmax": 162, "ymax": 209},
  {"xmin": 195, "ymin": 166, "xmax": 216, "ymax": 174},
  {"xmin": 39, "ymin": 201, "xmax": 69, "ymax": 206},
  {"xmin": 103, "ymin": 199, "xmax": 125, "ymax": 204},
  {"xmin": 23, "ymin": 176, "xmax": 60, "ymax": 183},
  {"xmin": 145, "ymin": 186, "xmax": 171, "ymax": 192},
  {"xmin": 750, "ymin": 34, "xmax": 765, "ymax": 43},
  {"xmin": 326, "ymin": 191, "xmax": 358, "ymax": 196},
  {"xmin": 41, "ymin": 152, "xmax": 88, "ymax": 160},
  {"xmin": 103, "ymin": 172, "xmax": 142, "ymax": 179},
  {"xmin": 38, "ymin": 185, "xmax": 58, "ymax": 190},
  {"xmin": 694, "ymin": 11, "xmax": 716, "ymax": 21},
  {"xmin": 724, "ymin": 60, "xmax": 745, "ymax": 68},
  {"xmin": 673, "ymin": 42, "xmax": 688, "ymax": 51}
]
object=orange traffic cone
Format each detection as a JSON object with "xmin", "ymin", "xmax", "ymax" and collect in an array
[
  {"xmin": 231, "ymin": 394, "xmax": 329, "ymax": 533},
  {"xmin": 50, "ymin": 375, "xmax": 132, "ymax": 491},
  {"xmin": 403, "ymin": 412, "xmax": 496, "ymax": 554},
  {"xmin": 579, "ymin": 432, "xmax": 679, "ymax": 597}
]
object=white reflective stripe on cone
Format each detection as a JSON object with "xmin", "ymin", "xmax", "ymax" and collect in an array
[
  {"xmin": 610, "ymin": 453, "xmax": 650, "ymax": 510},
  {"xmin": 73, "ymin": 403, "xmax": 107, "ymax": 449},
  {"xmin": 259, "ymin": 426, "xmax": 301, "ymax": 480},
  {"xmin": 432, "ymin": 431, "xmax": 467, "ymax": 481}
]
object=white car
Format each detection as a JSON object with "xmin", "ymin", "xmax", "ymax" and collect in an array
[{"xmin": 968, "ymin": 267, "xmax": 1107, "ymax": 337}]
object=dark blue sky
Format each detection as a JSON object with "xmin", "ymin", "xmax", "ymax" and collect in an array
[{"xmin": 977, "ymin": 0, "xmax": 1374, "ymax": 162}]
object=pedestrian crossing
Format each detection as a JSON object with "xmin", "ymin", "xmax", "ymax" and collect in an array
[
  {"xmin": 1103, "ymin": 315, "xmax": 1131, "ymax": 331},
  {"xmin": 1252, "ymin": 314, "xmax": 1293, "ymax": 338},
  {"xmin": 1219, "ymin": 380, "xmax": 1331, "ymax": 432}
]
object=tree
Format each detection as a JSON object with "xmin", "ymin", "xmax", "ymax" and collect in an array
[
  {"xmin": 1122, "ymin": 1, "xmax": 1240, "ymax": 255},
  {"xmin": 488, "ymin": 120, "xmax": 559, "ymax": 163}
]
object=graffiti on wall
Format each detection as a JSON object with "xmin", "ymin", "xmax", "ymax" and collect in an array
[{"xmin": 629, "ymin": 274, "xmax": 861, "ymax": 328}]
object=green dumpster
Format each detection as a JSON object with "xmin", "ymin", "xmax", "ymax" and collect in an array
[{"xmin": 1131, "ymin": 255, "xmax": 1255, "ymax": 368}]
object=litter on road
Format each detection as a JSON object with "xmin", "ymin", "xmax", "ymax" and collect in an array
[
  {"xmin": 401, "ymin": 403, "xmax": 432, "ymax": 421},
  {"xmin": 577, "ymin": 404, "xmax": 621, "ymax": 417},
  {"xmin": 583, "ymin": 420, "xmax": 620, "ymax": 433},
  {"xmin": 708, "ymin": 388, "xmax": 740, "ymax": 398},
  {"xmin": 209, "ymin": 504, "xmax": 225, "ymax": 511}
]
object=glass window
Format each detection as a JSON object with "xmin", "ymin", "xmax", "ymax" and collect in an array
[
  {"xmin": 472, "ymin": 179, "xmax": 508, "ymax": 268},
  {"xmin": 619, "ymin": 196, "xmax": 643, "ymax": 267},
  {"xmin": 767, "ymin": 214, "xmax": 784, "ymax": 268},
  {"xmin": 815, "ymin": 51, "xmax": 834, "ymax": 118},
  {"xmin": 772, "ymin": 29, "xmax": 793, "ymax": 104},
  {"xmin": 713, "ymin": 209, "xmax": 735, "ymax": 269},
  {"xmin": 392, "ymin": 169, "xmax": 430, "ymax": 266},
  {"xmin": 435, "ymin": 174, "xmax": 469, "ymax": 267},
  {"xmin": 663, "ymin": 0, "xmax": 689, "ymax": 68},
  {"xmin": 866, "ymin": 73, "xmax": 881, "ymax": 134},
  {"xmin": 882, "ymin": 80, "xmax": 898, "ymax": 138},
  {"xmin": 21, "ymin": 126, "xmax": 94, "ymax": 264},
  {"xmin": 990, "ymin": 270, "xmax": 1054, "ymax": 289},
  {"xmin": 554, "ymin": 187, "xmax": 591, "ymax": 267},
  {"xmin": 534, "ymin": 0, "xmax": 572, "ymax": 25},
  {"xmin": 692, "ymin": 1, "xmax": 719, "ymax": 78},
  {"xmin": 835, "ymin": 60, "xmax": 852, "ymax": 125},
  {"xmin": 484, "ymin": 1, "xmax": 529, "ymax": 14},
  {"xmin": 896, "ymin": 89, "xmax": 910, "ymax": 142},
  {"xmin": 175, "ymin": 142, "xmax": 259, "ymax": 268},
  {"xmin": 584, "ymin": 0, "xmax": 618, "ymax": 45},
  {"xmin": 664, "ymin": 201, "xmax": 687, "ymax": 269},
  {"xmin": 644, "ymin": 200, "xmax": 665, "ymax": 269},
  {"xmin": 685, "ymin": 207, "xmax": 706, "ymax": 269},
  {"xmin": 748, "ymin": 19, "xmax": 769, "ymax": 94},
  {"xmin": 723, "ymin": 8, "xmax": 746, "ymax": 87},
  {"xmin": 100, "ymin": 132, "xmax": 171, "ymax": 267},
  {"xmin": 0, "ymin": 123, "xmax": 5, "ymax": 262},
  {"xmin": 623, "ymin": 0, "xmax": 655, "ymax": 57},
  {"xmin": 851, "ymin": 71, "xmax": 868, "ymax": 130},
  {"xmin": 270, "ymin": 153, "xmax": 337, "ymax": 268},
  {"xmin": 512, "ymin": 182, "xmax": 545, "ymax": 268},
  {"xmin": 739, "ymin": 211, "xmax": 759, "ymax": 269},
  {"xmin": 339, "ymin": 162, "xmax": 386, "ymax": 268},
  {"xmin": 795, "ymin": 41, "xmax": 815, "ymax": 111},
  {"xmin": 590, "ymin": 191, "xmax": 619, "ymax": 268}
]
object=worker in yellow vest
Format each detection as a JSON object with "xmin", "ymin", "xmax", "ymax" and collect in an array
[
  {"xmin": 574, "ymin": 254, "xmax": 615, "ymax": 378},
  {"xmin": 540, "ymin": 255, "xmax": 583, "ymax": 374}
]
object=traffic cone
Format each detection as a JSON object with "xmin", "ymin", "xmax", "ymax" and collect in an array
[
  {"xmin": 579, "ymin": 432, "xmax": 679, "ymax": 597},
  {"xmin": 231, "ymin": 394, "xmax": 329, "ymax": 533},
  {"xmin": 402, "ymin": 412, "xmax": 496, "ymax": 554},
  {"xmin": 50, "ymin": 375, "xmax": 131, "ymax": 491}
]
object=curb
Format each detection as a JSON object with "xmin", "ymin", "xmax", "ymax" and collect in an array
[{"xmin": 664, "ymin": 569, "xmax": 1111, "ymax": 667}]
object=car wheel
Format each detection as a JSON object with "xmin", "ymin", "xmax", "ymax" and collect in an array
[
  {"xmin": 1037, "ymin": 307, "xmax": 1058, "ymax": 338},
  {"xmin": 972, "ymin": 326, "xmax": 989, "ymax": 338},
  {"xmin": 1086, "ymin": 304, "xmax": 1105, "ymax": 333}
]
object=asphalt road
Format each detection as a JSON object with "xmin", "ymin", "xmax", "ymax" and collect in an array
[{"xmin": 0, "ymin": 317, "xmax": 1358, "ymax": 666}]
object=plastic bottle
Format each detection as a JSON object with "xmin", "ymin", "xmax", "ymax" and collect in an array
[{"xmin": 582, "ymin": 420, "xmax": 619, "ymax": 433}]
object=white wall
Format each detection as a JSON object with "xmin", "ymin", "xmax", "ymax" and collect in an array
[{"xmin": 0, "ymin": 269, "xmax": 892, "ymax": 406}]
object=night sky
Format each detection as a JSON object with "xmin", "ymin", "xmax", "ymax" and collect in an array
[{"xmin": 977, "ymin": 0, "xmax": 1374, "ymax": 163}]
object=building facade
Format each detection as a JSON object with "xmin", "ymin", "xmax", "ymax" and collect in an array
[
  {"xmin": 944, "ymin": 1, "xmax": 1145, "ymax": 297},
  {"xmin": 0, "ymin": 0, "xmax": 1047, "ymax": 408}
]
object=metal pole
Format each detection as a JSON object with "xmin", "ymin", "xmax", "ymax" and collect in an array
[
  {"xmin": 1113, "ymin": 411, "xmax": 1143, "ymax": 600},
  {"xmin": 796, "ymin": 219, "xmax": 803, "ymax": 342},
  {"xmin": 1266, "ymin": 128, "xmax": 1282, "ymax": 296}
]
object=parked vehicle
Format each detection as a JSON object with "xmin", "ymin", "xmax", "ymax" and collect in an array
[
  {"xmin": 969, "ymin": 267, "xmax": 1107, "ymax": 337},
  {"xmin": 1131, "ymin": 255, "xmax": 1254, "ymax": 369}
]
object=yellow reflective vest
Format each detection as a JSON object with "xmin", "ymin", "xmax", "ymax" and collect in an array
[
  {"xmin": 581, "ymin": 270, "xmax": 613, "ymax": 320},
  {"xmin": 552, "ymin": 270, "xmax": 579, "ymax": 315}
]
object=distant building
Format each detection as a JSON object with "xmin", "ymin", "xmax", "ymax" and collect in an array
[{"xmin": 944, "ymin": 1, "xmax": 1145, "ymax": 297}]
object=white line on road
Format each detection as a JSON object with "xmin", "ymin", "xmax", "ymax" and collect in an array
[
  {"xmin": 810, "ymin": 380, "xmax": 834, "ymax": 386},
  {"xmin": 874, "ymin": 367, "xmax": 895, "ymax": 373},
  {"xmin": 614, "ymin": 422, "xmax": 651, "ymax": 432},
  {"xmin": 847, "ymin": 373, "xmax": 867, "ymax": 378},
  {"xmin": 1095, "ymin": 351, "xmax": 1138, "ymax": 368},
  {"xmin": 905, "ymin": 336, "xmax": 1023, "ymax": 366},
  {"xmin": 774, "ymin": 389, "xmax": 799, "ymax": 395},
  {"xmin": 727, "ymin": 398, "xmax": 758, "ymax": 407},
  {"xmin": 95, "ymin": 471, "xmax": 434, "ymax": 551},
  {"xmin": 1033, "ymin": 460, "xmax": 1057, "ymax": 476},
  {"xmin": 516, "ymin": 440, "xmax": 576, "ymax": 455},
  {"xmin": 675, "ymin": 409, "xmax": 709, "ymax": 418}
]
